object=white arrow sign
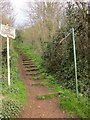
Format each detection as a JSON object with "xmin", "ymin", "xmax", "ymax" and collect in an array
[{"xmin": 0, "ymin": 24, "xmax": 16, "ymax": 86}]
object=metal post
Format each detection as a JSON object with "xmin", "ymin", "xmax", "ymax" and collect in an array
[
  {"xmin": 72, "ymin": 28, "xmax": 78, "ymax": 97},
  {"xmin": 7, "ymin": 37, "xmax": 10, "ymax": 86}
]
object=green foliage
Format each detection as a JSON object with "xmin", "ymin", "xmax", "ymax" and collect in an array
[
  {"xmin": 42, "ymin": 2, "xmax": 89, "ymax": 97},
  {"xmin": 31, "ymin": 83, "xmax": 45, "ymax": 86},
  {"xmin": 15, "ymin": 43, "xmax": 90, "ymax": 118},
  {"xmin": 2, "ymin": 78, "xmax": 26, "ymax": 105},
  {"xmin": 59, "ymin": 91, "xmax": 90, "ymax": 118},
  {"xmin": 1, "ymin": 100, "xmax": 22, "ymax": 118},
  {"xmin": 37, "ymin": 93, "xmax": 57, "ymax": 100},
  {"xmin": 14, "ymin": 42, "xmax": 42, "ymax": 69},
  {"xmin": 42, "ymin": 74, "xmax": 90, "ymax": 118},
  {"xmin": 43, "ymin": 32, "xmax": 89, "ymax": 97},
  {"xmin": 15, "ymin": 30, "xmax": 23, "ymax": 43},
  {"xmin": 1, "ymin": 47, "xmax": 26, "ymax": 118}
]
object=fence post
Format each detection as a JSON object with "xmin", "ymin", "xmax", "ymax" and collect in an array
[{"xmin": 72, "ymin": 28, "xmax": 78, "ymax": 97}]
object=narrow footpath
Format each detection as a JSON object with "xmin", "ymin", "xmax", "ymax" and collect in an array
[{"xmin": 17, "ymin": 55, "xmax": 67, "ymax": 118}]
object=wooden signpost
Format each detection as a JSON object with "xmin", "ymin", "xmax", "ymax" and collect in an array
[{"xmin": 0, "ymin": 24, "xmax": 15, "ymax": 86}]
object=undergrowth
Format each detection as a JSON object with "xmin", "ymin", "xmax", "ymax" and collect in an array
[
  {"xmin": 1, "ymin": 47, "xmax": 26, "ymax": 118},
  {"xmin": 14, "ymin": 42, "xmax": 90, "ymax": 118}
]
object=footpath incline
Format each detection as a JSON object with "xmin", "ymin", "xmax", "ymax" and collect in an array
[{"xmin": 17, "ymin": 55, "xmax": 67, "ymax": 118}]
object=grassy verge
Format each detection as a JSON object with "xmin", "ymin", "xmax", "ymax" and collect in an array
[
  {"xmin": 1, "ymin": 47, "xmax": 26, "ymax": 118},
  {"xmin": 14, "ymin": 42, "xmax": 90, "ymax": 118}
]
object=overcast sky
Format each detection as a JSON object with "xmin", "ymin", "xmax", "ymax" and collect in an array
[
  {"xmin": 9, "ymin": 0, "xmax": 89, "ymax": 28},
  {"xmin": 10, "ymin": 0, "xmax": 28, "ymax": 28}
]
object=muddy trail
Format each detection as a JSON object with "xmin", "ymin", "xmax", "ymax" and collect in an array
[{"xmin": 17, "ymin": 55, "xmax": 68, "ymax": 118}]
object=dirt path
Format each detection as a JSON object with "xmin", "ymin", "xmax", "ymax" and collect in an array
[{"xmin": 17, "ymin": 56, "xmax": 68, "ymax": 118}]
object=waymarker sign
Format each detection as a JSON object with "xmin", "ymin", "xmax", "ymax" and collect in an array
[
  {"xmin": 0, "ymin": 24, "xmax": 16, "ymax": 86},
  {"xmin": 0, "ymin": 24, "xmax": 15, "ymax": 39}
]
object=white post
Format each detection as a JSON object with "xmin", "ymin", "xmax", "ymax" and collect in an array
[{"xmin": 7, "ymin": 37, "xmax": 10, "ymax": 86}]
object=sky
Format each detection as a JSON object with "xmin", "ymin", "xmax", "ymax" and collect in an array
[
  {"xmin": 10, "ymin": 0, "xmax": 29, "ymax": 28},
  {"xmin": 9, "ymin": 0, "xmax": 89, "ymax": 28}
]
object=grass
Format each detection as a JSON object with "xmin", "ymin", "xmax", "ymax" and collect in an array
[
  {"xmin": 36, "ymin": 93, "xmax": 58, "ymax": 100},
  {"xmin": 31, "ymin": 83, "xmax": 45, "ymax": 86},
  {"xmin": 14, "ymin": 42, "xmax": 90, "ymax": 118},
  {"xmin": 32, "ymin": 76, "xmax": 40, "ymax": 80},
  {"xmin": 1, "ymin": 48, "xmax": 27, "ymax": 118},
  {"xmin": 2, "ymin": 79, "xmax": 27, "ymax": 105},
  {"xmin": 14, "ymin": 42, "xmax": 42, "ymax": 69},
  {"xmin": 59, "ymin": 91, "xmax": 90, "ymax": 118},
  {"xmin": 42, "ymin": 76, "xmax": 90, "ymax": 118}
]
